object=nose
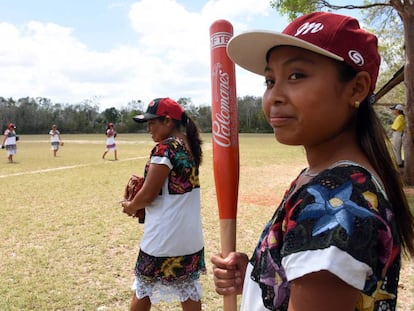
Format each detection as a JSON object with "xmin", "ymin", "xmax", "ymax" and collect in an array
[{"xmin": 263, "ymin": 82, "xmax": 284, "ymax": 108}]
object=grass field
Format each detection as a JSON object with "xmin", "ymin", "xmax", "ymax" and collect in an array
[{"xmin": 0, "ymin": 133, "xmax": 413, "ymax": 310}]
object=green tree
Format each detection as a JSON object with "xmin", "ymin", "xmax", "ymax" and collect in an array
[
  {"xmin": 197, "ymin": 105, "xmax": 212, "ymax": 133},
  {"xmin": 238, "ymin": 96, "xmax": 271, "ymax": 132},
  {"xmin": 0, "ymin": 97, "xmax": 18, "ymax": 131},
  {"xmin": 102, "ymin": 107, "xmax": 120, "ymax": 125},
  {"xmin": 270, "ymin": 0, "xmax": 414, "ymax": 184}
]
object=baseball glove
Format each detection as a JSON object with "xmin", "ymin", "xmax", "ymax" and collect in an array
[{"xmin": 124, "ymin": 175, "xmax": 145, "ymax": 223}]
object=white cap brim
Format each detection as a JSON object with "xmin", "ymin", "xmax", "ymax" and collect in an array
[{"xmin": 226, "ymin": 31, "xmax": 344, "ymax": 76}]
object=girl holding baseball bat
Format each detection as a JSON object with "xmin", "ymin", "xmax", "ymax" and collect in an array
[
  {"xmin": 122, "ymin": 97, "xmax": 205, "ymax": 311},
  {"xmin": 211, "ymin": 12, "xmax": 414, "ymax": 311}
]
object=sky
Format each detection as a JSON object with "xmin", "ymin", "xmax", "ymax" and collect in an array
[{"xmin": 0, "ymin": 0, "xmax": 362, "ymax": 111}]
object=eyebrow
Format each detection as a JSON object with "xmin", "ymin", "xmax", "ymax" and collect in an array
[{"xmin": 264, "ymin": 55, "xmax": 317, "ymax": 74}]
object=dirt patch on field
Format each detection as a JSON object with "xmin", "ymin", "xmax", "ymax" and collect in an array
[{"xmin": 240, "ymin": 193, "xmax": 281, "ymax": 207}]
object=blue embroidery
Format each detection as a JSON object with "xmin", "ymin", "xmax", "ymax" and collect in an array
[{"xmin": 297, "ymin": 181, "xmax": 375, "ymax": 236}]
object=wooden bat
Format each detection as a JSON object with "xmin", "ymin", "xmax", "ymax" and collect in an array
[{"xmin": 210, "ymin": 19, "xmax": 239, "ymax": 311}]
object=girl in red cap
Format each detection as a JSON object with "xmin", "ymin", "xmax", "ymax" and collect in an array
[
  {"xmin": 2, "ymin": 123, "xmax": 18, "ymax": 163},
  {"xmin": 102, "ymin": 122, "xmax": 118, "ymax": 160},
  {"xmin": 211, "ymin": 12, "xmax": 414, "ymax": 311},
  {"xmin": 122, "ymin": 98, "xmax": 205, "ymax": 311}
]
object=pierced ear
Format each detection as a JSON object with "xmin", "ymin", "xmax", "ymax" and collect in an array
[{"xmin": 351, "ymin": 71, "xmax": 371, "ymax": 103}]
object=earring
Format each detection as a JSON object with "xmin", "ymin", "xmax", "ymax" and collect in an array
[{"xmin": 354, "ymin": 101, "xmax": 360, "ymax": 109}]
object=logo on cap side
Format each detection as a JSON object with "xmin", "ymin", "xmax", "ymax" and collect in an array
[{"xmin": 348, "ymin": 50, "xmax": 364, "ymax": 66}]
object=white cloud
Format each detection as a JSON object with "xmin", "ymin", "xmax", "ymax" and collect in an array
[{"xmin": 0, "ymin": 0, "xmax": 281, "ymax": 110}]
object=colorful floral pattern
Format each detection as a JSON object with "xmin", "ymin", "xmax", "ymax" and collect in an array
[
  {"xmin": 250, "ymin": 165, "xmax": 400, "ymax": 310},
  {"xmin": 135, "ymin": 248, "xmax": 206, "ymax": 284},
  {"xmin": 145, "ymin": 136, "xmax": 200, "ymax": 194}
]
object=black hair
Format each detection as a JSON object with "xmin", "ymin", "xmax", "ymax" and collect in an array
[
  {"xmin": 337, "ymin": 61, "xmax": 414, "ymax": 257},
  {"xmin": 170, "ymin": 113, "xmax": 203, "ymax": 166}
]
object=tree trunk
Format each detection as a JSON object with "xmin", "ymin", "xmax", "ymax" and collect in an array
[{"xmin": 401, "ymin": 7, "xmax": 414, "ymax": 185}]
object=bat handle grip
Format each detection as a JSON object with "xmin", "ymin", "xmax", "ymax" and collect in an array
[
  {"xmin": 220, "ymin": 219, "xmax": 237, "ymax": 311},
  {"xmin": 223, "ymin": 296, "xmax": 238, "ymax": 311}
]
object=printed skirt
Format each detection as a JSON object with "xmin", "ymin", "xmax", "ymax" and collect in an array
[{"xmin": 132, "ymin": 248, "xmax": 206, "ymax": 303}]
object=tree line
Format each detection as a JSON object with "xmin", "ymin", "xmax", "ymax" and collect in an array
[{"xmin": 0, "ymin": 96, "xmax": 273, "ymax": 135}]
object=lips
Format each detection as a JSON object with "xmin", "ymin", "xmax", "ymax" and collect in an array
[{"xmin": 269, "ymin": 114, "xmax": 292, "ymax": 127}]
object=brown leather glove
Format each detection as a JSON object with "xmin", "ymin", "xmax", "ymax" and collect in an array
[{"xmin": 124, "ymin": 175, "xmax": 145, "ymax": 223}]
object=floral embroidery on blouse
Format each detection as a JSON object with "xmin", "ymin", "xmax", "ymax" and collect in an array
[
  {"xmin": 298, "ymin": 181, "xmax": 375, "ymax": 236},
  {"xmin": 250, "ymin": 165, "xmax": 401, "ymax": 311},
  {"xmin": 145, "ymin": 136, "xmax": 200, "ymax": 195}
]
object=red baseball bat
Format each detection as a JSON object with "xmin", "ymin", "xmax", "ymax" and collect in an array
[{"xmin": 210, "ymin": 19, "xmax": 239, "ymax": 311}]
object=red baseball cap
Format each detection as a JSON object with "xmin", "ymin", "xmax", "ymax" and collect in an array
[
  {"xmin": 133, "ymin": 98, "xmax": 184, "ymax": 123},
  {"xmin": 8, "ymin": 123, "xmax": 16, "ymax": 129},
  {"xmin": 227, "ymin": 12, "xmax": 380, "ymax": 92}
]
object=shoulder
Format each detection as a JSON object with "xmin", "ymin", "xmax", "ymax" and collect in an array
[
  {"xmin": 157, "ymin": 136, "xmax": 182, "ymax": 149},
  {"xmin": 284, "ymin": 164, "xmax": 393, "ymax": 253},
  {"xmin": 313, "ymin": 164, "xmax": 381, "ymax": 192},
  {"xmin": 294, "ymin": 165, "xmax": 388, "ymax": 217},
  {"xmin": 281, "ymin": 165, "xmax": 400, "ymax": 299},
  {"xmin": 152, "ymin": 136, "xmax": 185, "ymax": 157}
]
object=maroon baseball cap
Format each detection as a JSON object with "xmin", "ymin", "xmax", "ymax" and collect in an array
[
  {"xmin": 133, "ymin": 98, "xmax": 185, "ymax": 123},
  {"xmin": 227, "ymin": 12, "xmax": 380, "ymax": 92}
]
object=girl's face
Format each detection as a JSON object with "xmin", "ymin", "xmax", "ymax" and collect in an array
[
  {"xmin": 147, "ymin": 118, "xmax": 172, "ymax": 142},
  {"xmin": 262, "ymin": 46, "xmax": 356, "ymax": 148}
]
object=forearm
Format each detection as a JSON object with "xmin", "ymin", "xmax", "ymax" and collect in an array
[
  {"xmin": 123, "ymin": 190, "xmax": 157, "ymax": 215},
  {"xmin": 129, "ymin": 195, "xmax": 152, "ymax": 211}
]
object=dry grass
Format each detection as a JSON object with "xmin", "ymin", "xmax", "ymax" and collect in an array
[{"xmin": 0, "ymin": 133, "xmax": 412, "ymax": 310}]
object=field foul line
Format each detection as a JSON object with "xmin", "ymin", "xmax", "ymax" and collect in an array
[{"xmin": 0, "ymin": 156, "xmax": 147, "ymax": 178}]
